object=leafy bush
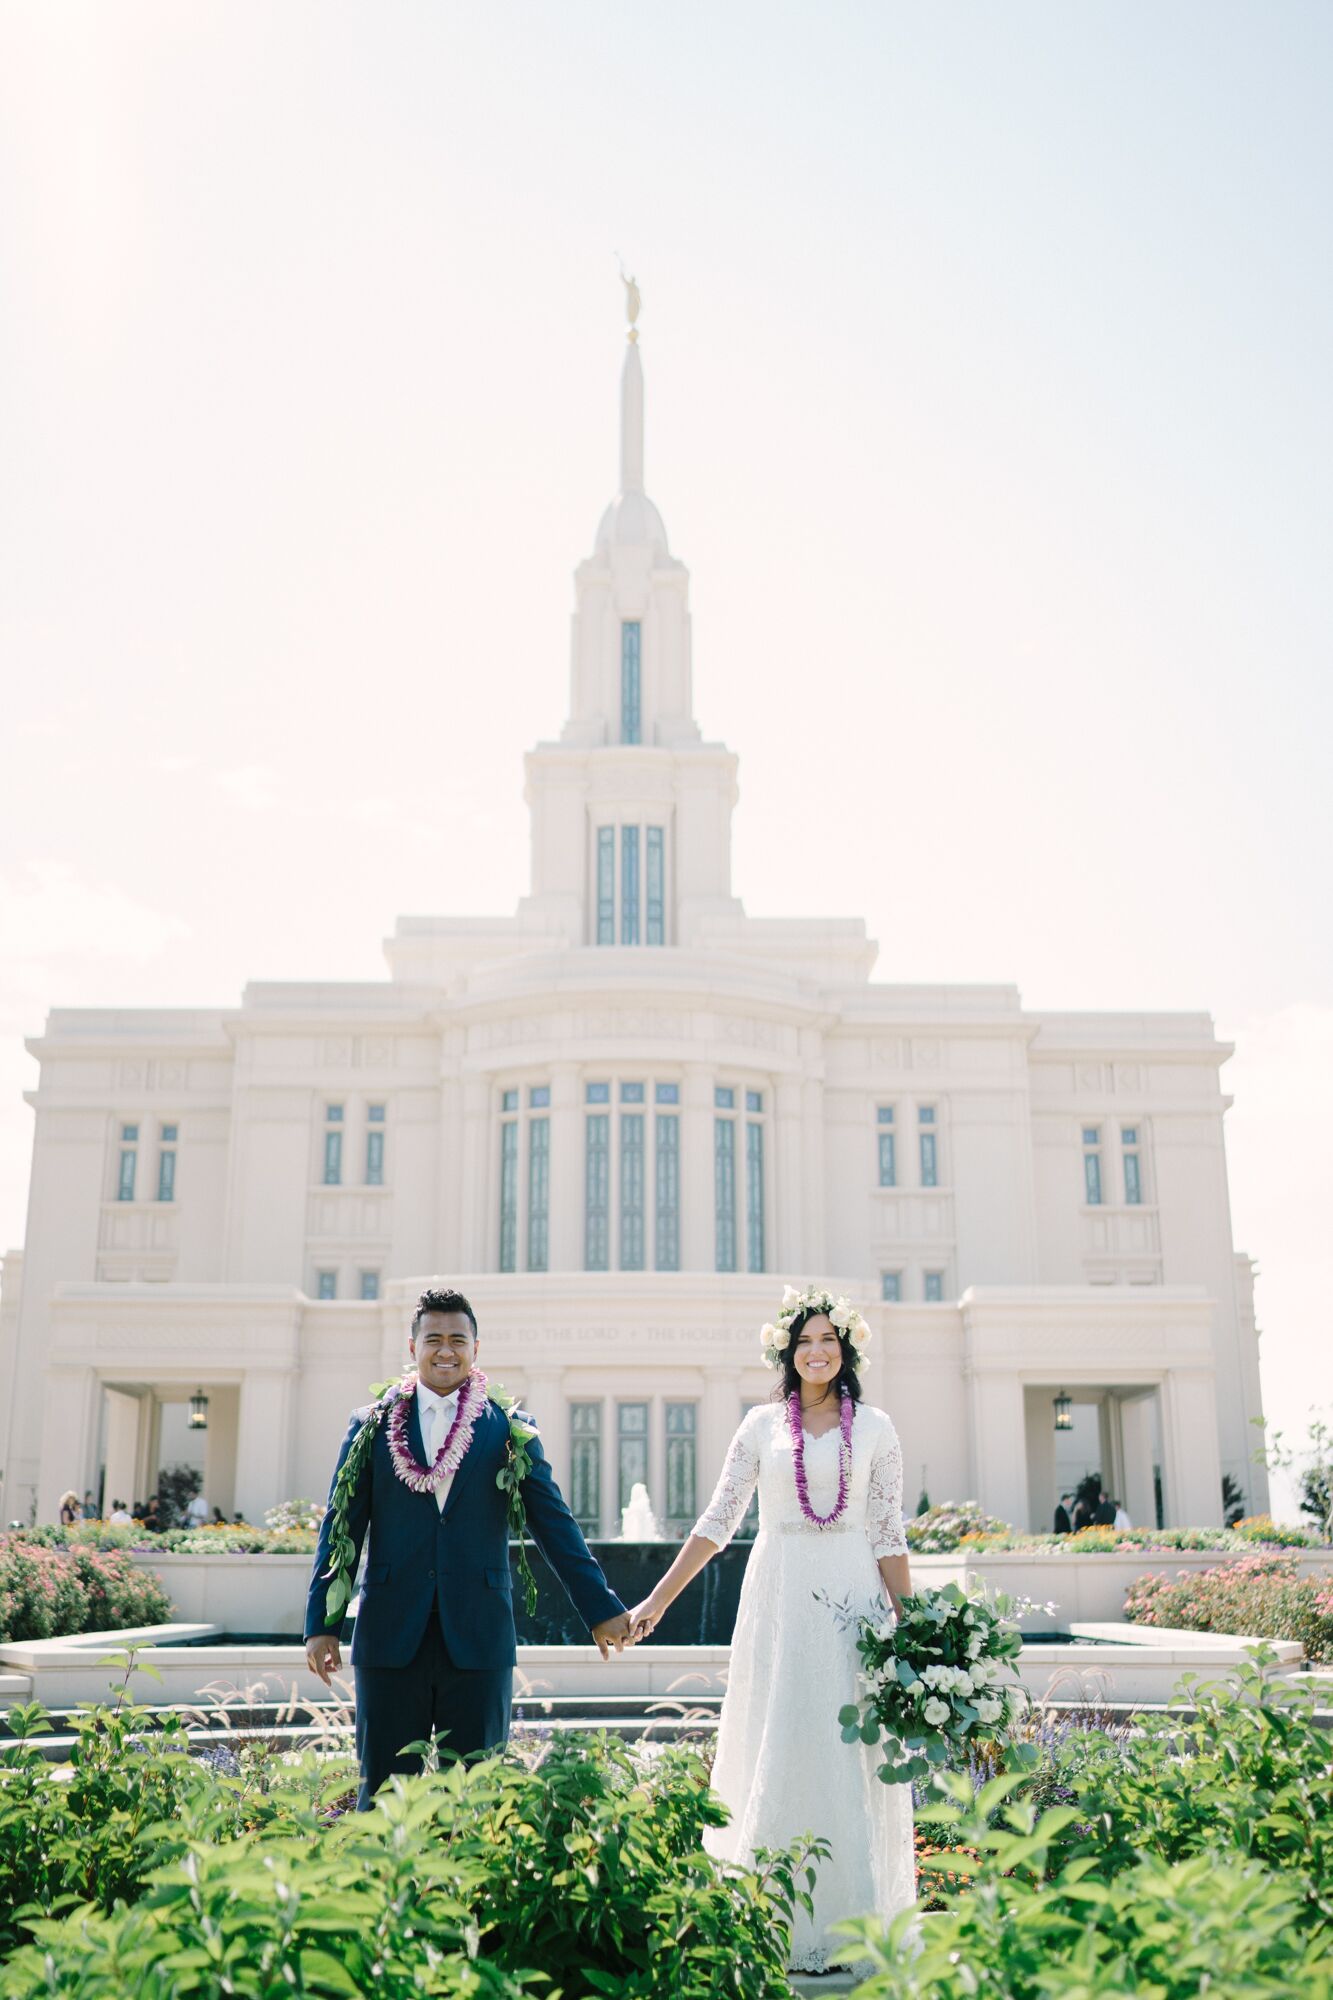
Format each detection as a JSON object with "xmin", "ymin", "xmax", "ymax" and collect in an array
[
  {"xmin": 1, "ymin": 1669, "xmax": 820, "ymax": 1997},
  {"xmin": 1124, "ymin": 1553, "xmax": 1333, "ymax": 1660},
  {"xmin": 900, "ymin": 1504, "xmax": 1328, "ymax": 1557},
  {"xmin": 0, "ymin": 1540, "xmax": 172, "ymax": 1641},
  {"xmin": 842, "ymin": 1780, "xmax": 1333, "ymax": 1998}
]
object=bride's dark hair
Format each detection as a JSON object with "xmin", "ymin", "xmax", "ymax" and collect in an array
[{"xmin": 769, "ymin": 1305, "xmax": 864, "ymax": 1405}]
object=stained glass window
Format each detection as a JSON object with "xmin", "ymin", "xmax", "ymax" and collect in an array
[
  {"xmin": 646, "ymin": 825, "xmax": 664, "ymax": 944},
  {"xmin": 924, "ymin": 1271, "xmax": 945, "ymax": 1302},
  {"xmin": 621, "ymin": 825, "xmax": 640, "ymax": 945},
  {"xmin": 746, "ymin": 1119, "xmax": 765, "ymax": 1272},
  {"xmin": 655, "ymin": 1110, "xmax": 679, "ymax": 1270},
  {"xmin": 1083, "ymin": 1126, "xmax": 1103, "ymax": 1206},
  {"xmin": 665, "ymin": 1403, "xmax": 697, "ymax": 1534},
  {"xmin": 620, "ymin": 1111, "xmax": 645, "ymax": 1269},
  {"xmin": 918, "ymin": 1106, "xmax": 938, "ymax": 1188},
  {"xmin": 881, "ymin": 1271, "xmax": 902, "ymax": 1302},
  {"xmin": 499, "ymin": 1118, "xmax": 518, "ymax": 1272},
  {"xmin": 596, "ymin": 827, "xmax": 615, "ymax": 944},
  {"xmin": 617, "ymin": 1402, "xmax": 649, "ymax": 1513},
  {"xmin": 527, "ymin": 1116, "xmax": 550, "ymax": 1271},
  {"xmin": 585, "ymin": 1113, "xmax": 610, "ymax": 1269},
  {"xmin": 621, "ymin": 621, "xmax": 642, "ymax": 745},
  {"xmin": 715, "ymin": 1116, "xmax": 737, "ymax": 1272},
  {"xmin": 571, "ymin": 1403, "xmax": 602, "ymax": 1534},
  {"xmin": 317, "ymin": 1270, "xmax": 337, "ymax": 1300}
]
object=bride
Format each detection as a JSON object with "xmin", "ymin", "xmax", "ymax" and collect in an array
[{"xmin": 628, "ymin": 1286, "xmax": 917, "ymax": 1972}]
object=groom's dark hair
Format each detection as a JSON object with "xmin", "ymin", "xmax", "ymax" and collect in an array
[{"xmin": 411, "ymin": 1285, "xmax": 478, "ymax": 1338}]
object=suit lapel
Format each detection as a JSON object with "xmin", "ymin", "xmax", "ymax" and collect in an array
[{"xmin": 442, "ymin": 1396, "xmax": 498, "ymax": 1522}]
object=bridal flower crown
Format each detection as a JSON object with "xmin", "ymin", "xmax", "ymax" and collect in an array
[{"xmin": 760, "ymin": 1284, "xmax": 872, "ymax": 1370}]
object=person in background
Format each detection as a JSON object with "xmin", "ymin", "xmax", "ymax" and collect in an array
[
  {"xmin": 58, "ymin": 1489, "xmax": 80, "ymax": 1526},
  {"xmin": 1071, "ymin": 1489, "xmax": 1094, "ymax": 1533},
  {"xmin": 1113, "ymin": 1498, "xmax": 1132, "ymax": 1530},
  {"xmin": 81, "ymin": 1491, "xmax": 98, "ymax": 1520},
  {"xmin": 131, "ymin": 1499, "xmax": 147, "ymax": 1522},
  {"xmin": 142, "ymin": 1494, "xmax": 163, "ymax": 1532},
  {"xmin": 211, "ymin": 1506, "xmax": 227, "ymax": 1525},
  {"xmin": 185, "ymin": 1491, "xmax": 210, "ymax": 1528},
  {"xmin": 1093, "ymin": 1488, "xmax": 1116, "ymax": 1527},
  {"xmin": 232, "ymin": 1508, "xmax": 248, "ymax": 1525},
  {"xmin": 1053, "ymin": 1493, "xmax": 1074, "ymax": 1535},
  {"xmin": 108, "ymin": 1499, "xmax": 132, "ymax": 1524}
]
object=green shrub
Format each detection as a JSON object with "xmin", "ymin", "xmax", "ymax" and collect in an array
[
  {"xmin": 2, "ymin": 1667, "xmax": 820, "ymax": 1997},
  {"xmin": 841, "ymin": 1782, "xmax": 1332, "ymax": 1999},
  {"xmin": 0, "ymin": 1539, "xmax": 172, "ymax": 1641},
  {"xmin": 1124, "ymin": 1553, "xmax": 1333, "ymax": 1660}
]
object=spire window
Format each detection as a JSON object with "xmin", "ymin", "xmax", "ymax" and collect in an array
[{"xmin": 621, "ymin": 621, "xmax": 641, "ymax": 744}]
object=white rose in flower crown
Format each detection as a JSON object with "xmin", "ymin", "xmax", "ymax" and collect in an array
[{"xmin": 922, "ymin": 1697, "xmax": 951, "ymax": 1727}]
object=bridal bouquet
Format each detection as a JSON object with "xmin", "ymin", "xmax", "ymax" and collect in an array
[{"xmin": 832, "ymin": 1580, "xmax": 1031, "ymax": 1786}]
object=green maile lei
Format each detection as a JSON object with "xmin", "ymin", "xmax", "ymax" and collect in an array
[{"xmin": 321, "ymin": 1373, "xmax": 540, "ymax": 1628}]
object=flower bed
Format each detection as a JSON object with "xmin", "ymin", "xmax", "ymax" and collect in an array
[
  {"xmin": 906, "ymin": 1504, "xmax": 1324, "ymax": 1556},
  {"xmin": 1124, "ymin": 1553, "xmax": 1333, "ymax": 1662},
  {"xmin": 0, "ymin": 1538, "xmax": 172, "ymax": 1642}
]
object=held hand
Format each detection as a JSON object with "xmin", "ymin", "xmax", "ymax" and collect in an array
[
  {"xmin": 305, "ymin": 1633, "xmax": 342, "ymax": 1685},
  {"xmin": 592, "ymin": 1611, "xmax": 634, "ymax": 1660},
  {"xmin": 628, "ymin": 1595, "xmax": 663, "ymax": 1642}
]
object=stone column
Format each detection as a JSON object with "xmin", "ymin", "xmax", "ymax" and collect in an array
[
  {"xmin": 1160, "ymin": 1368, "xmax": 1223, "ymax": 1526},
  {"xmin": 1119, "ymin": 1391, "xmax": 1158, "ymax": 1529},
  {"xmin": 775, "ymin": 1078, "xmax": 803, "ymax": 1274},
  {"xmin": 801, "ymin": 1072, "xmax": 827, "ymax": 1274},
  {"xmin": 964, "ymin": 1367, "xmax": 1029, "ymax": 1530},
  {"xmin": 102, "ymin": 1388, "xmax": 145, "ymax": 1518},
  {"xmin": 1023, "ymin": 1385, "xmax": 1057, "ymax": 1533},
  {"xmin": 700, "ymin": 1366, "xmax": 744, "ymax": 1514},
  {"xmin": 235, "ymin": 1368, "xmax": 297, "ymax": 1522},
  {"xmin": 36, "ymin": 1365, "xmax": 101, "ymax": 1523},
  {"xmin": 524, "ymin": 1368, "xmax": 568, "ymax": 1493},
  {"xmin": 458, "ymin": 1077, "xmax": 491, "ymax": 1271}
]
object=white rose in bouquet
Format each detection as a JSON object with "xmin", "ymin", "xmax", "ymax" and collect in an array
[{"xmin": 921, "ymin": 1697, "xmax": 951, "ymax": 1727}]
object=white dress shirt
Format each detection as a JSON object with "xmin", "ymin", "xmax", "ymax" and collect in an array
[{"xmin": 416, "ymin": 1380, "xmax": 462, "ymax": 1513}]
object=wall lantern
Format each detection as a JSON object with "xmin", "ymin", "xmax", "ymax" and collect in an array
[
  {"xmin": 187, "ymin": 1390, "xmax": 210, "ymax": 1431},
  {"xmin": 1053, "ymin": 1390, "xmax": 1073, "ymax": 1432}
]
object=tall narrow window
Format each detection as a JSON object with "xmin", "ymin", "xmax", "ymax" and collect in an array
[
  {"xmin": 585, "ymin": 1088, "xmax": 610, "ymax": 1270},
  {"xmin": 655, "ymin": 1085, "xmax": 680, "ymax": 1271},
  {"xmin": 617, "ymin": 1402, "xmax": 649, "ymax": 1514},
  {"xmin": 117, "ymin": 1124, "xmax": 138, "ymax": 1202},
  {"xmin": 621, "ymin": 620, "xmax": 642, "ymax": 745},
  {"xmin": 1082, "ymin": 1126, "xmax": 1103, "ymax": 1206},
  {"xmin": 359, "ymin": 1270, "xmax": 380, "ymax": 1301},
  {"xmin": 317, "ymin": 1270, "xmax": 337, "ymax": 1300},
  {"xmin": 570, "ymin": 1403, "xmax": 602, "ymax": 1534},
  {"xmin": 714, "ymin": 1088, "xmax": 737, "ymax": 1273},
  {"xmin": 881, "ymin": 1271, "xmax": 902, "ymax": 1302},
  {"xmin": 665, "ymin": 1403, "xmax": 697, "ymax": 1535},
  {"xmin": 877, "ymin": 1106, "xmax": 897, "ymax": 1187},
  {"xmin": 745, "ymin": 1094, "xmax": 765, "ymax": 1273},
  {"xmin": 499, "ymin": 1113, "xmax": 518, "ymax": 1273},
  {"xmin": 365, "ymin": 1104, "xmax": 385, "ymax": 1186},
  {"xmin": 621, "ymin": 825, "xmax": 640, "ymax": 945},
  {"xmin": 646, "ymin": 826, "xmax": 665, "ymax": 945},
  {"xmin": 1122, "ymin": 1126, "xmax": 1143, "ymax": 1206},
  {"xmin": 596, "ymin": 827, "xmax": 615, "ymax": 945},
  {"xmin": 620, "ymin": 1105, "xmax": 645, "ymax": 1270},
  {"xmin": 918, "ymin": 1106, "xmax": 938, "ymax": 1188},
  {"xmin": 156, "ymin": 1124, "xmax": 177, "ymax": 1203},
  {"xmin": 924, "ymin": 1270, "xmax": 945, "ymax": 1302},
  {"xmin": 323, "ymin": 1105, "xmax": 343, "ymax": 1187},
  {"xmin": 527, "ymin": 1104, "xmax": 550, "ymax": 1272}
]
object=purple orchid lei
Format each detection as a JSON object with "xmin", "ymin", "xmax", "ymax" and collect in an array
[
  {"xmin": 386, "ymin": 1367, "xmax": 490, "ymax": 1494},
  {"xmin": 787, "ymin": 1386, "xmax": 855, "ymax": 1526}
]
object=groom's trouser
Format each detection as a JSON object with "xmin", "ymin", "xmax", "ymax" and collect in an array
[{"xmin": 353, "ymin": 1615, "xmax": 512, "ymax": 1811}]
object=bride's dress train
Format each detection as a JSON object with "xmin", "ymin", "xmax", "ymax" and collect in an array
[{"xmin": 693, "ymin": 1400, "xmax": 917, "ymax": 1972}]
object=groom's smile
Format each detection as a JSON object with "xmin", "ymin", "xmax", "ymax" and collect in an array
[{"xmin": 411, "ymin": 1310, "xmax": 478, "ymax": 1394}]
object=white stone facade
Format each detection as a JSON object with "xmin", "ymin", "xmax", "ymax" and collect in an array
[{"xmin": 0, "ymin": 322, "xmax": 1267, "ymax": 1537}]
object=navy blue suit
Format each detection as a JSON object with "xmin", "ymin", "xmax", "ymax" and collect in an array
[{"xmin": 305, "ymin": 1391, "xmax": 624, "ymax": 1806}]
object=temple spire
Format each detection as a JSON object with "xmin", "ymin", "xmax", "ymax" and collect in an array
[{"xmin": 618, "ymin": 266, "xmax": 645, "ymax": 495}]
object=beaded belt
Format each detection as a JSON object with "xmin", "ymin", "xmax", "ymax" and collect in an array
[{"xmin": 769, "ymin": 1519, "xmax": 861, "ymax": 1536}]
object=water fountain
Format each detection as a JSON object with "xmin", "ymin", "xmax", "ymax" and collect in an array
[{"xmin": 616, "ymin": 1481, "xmax": 663, "ymax": 1541}]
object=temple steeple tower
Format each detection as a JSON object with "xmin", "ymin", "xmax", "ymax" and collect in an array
[{"xmin": 519, "ymin": 285, "xmax": 741, "ymax": 947}]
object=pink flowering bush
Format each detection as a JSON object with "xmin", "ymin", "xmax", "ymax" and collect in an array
[
  {"xmin": 0, "ymin": 1536, "xmax": 172, "ymax": 1642},
  {"xmin": 1124, "ymin": 1554, "xmax": 1333, "ymax": 1662}
]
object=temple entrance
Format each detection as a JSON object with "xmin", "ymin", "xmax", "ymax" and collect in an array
[
  {"xmin": 1024, "ymin": 1384, "xmax": 1164, "ymax": 1534},
  {"xmin": 95, "ymin": 1382, "xmax": 240, "ymax": 1522}
]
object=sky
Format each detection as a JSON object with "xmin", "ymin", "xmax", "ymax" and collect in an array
[{"xmin": 1, "ymin": 2, "xmax": 1329, "ymax": 1516}]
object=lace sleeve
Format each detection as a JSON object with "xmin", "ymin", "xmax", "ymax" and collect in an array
[
  {"xmin": 692, "ymin": 1411, "xmax": 763, "ymax": 1550},
  {"xmin": 867, "ymin": 1418, "xmax": 909, "ymax": 1559}
]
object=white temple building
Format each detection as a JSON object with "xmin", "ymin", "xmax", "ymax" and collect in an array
[{"xmin": 0, "ymin": 301, "xmax": 1267, "ymax": 1538}]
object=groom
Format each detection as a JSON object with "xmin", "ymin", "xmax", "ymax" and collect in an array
[{"xmin": 305, "ymin": 1284, "xmax": 632, "ymax": 1808}]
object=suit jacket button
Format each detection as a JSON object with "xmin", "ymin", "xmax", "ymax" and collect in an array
[{"xmin": 428, "ymin": 1568, "xmax": 436, "ymax": 1579}]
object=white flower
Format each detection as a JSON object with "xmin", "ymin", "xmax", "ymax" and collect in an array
[
  {"xmin": 781, "ymin": 1285, "xmax": 801, "ymax": 1310},
  {"xmin": 975, "ymin": 1695, "xmax": 1002, "ymax": 1724},
  {"xmin": 874, "ymin": 1617, "xmax": 896, "ymax": 1642},
  {"xmin": 967, "ymin": 1633, "xmax": 983, "ymax": 1659},
  {"xmin": 954, "ymin": 1672, "xmax": 974, "ymax": 1697},
  {"xmin": 922, "ymin": 1697, "xmax": 950, "ymax": 1727}
]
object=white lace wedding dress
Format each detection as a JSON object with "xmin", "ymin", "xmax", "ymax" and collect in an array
[{"xmin": 693, "ymin": 1399, "xmax": 916, "ymax": 1972}]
